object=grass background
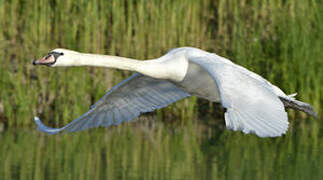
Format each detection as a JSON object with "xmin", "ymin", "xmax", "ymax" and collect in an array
[{"xmin": 0, "ymin": 0, "xmax": 322, "ymax": 179}]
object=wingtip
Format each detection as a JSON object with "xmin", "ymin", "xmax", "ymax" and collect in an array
[{"xmin": 34, "ymin": 116, "xmax": 62, "ymax": 135}]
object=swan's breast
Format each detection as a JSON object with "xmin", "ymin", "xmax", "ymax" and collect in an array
[{"xmin": 175, "ymin": 62, "xmax": 220, "ymax": 102}]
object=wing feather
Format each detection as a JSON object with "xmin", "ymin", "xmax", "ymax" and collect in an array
[
  {"xmin": 35, "ymin": 73, "xmax": 190, "ymax": 134},
  {"xmin": 190, "ymin": 55, "xmax": 289, "ymax": 137}
]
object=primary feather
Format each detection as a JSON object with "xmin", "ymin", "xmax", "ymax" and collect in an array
[{"xmin": 35, "ymin": 73, "xmax": 190, "ymax": 134}]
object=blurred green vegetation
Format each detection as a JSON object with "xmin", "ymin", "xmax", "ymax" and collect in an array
[
  {"xmin": 0, "ymin": 0, "xmax": 322, "ymax": 179},
  {"xmin": 1, "ymin": 125, "xmax": 322, "ymax": 180}
]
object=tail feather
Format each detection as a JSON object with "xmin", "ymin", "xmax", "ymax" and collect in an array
[{"xmin": 279, "ymin": 96, "xmax": 317, "ymax": 118}]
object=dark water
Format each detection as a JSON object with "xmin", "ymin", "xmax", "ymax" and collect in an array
[{"xmin": 1, "ymin": 118, "xmax": 322, "ymax": 180}]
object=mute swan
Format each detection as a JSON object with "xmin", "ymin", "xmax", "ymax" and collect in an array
[{"xmin": 33, "ymin": 47, "xmax": 316, "ymax": 137}]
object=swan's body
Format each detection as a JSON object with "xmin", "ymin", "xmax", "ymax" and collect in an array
[{"xmin": 33, "ymin": 47, "xmax": 316, "ymax": 137}]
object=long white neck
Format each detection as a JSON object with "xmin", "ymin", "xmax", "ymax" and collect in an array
[
  {"xmin": 76, "ymin": 53, "xmax": 145, "ymax": 71},
  {"xmin": 56, "ymin": 50, "xmax": 188, "ymax": 82}
]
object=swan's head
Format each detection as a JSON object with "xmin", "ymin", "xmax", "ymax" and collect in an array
[{"xmin": 33, "ymin": 48, "xmax": 80, "ymax": 67}]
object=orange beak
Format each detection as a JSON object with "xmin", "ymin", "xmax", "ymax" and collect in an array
[{"xmin": 32, "ymin": 54, "xmax": 56, "ymax": 66}]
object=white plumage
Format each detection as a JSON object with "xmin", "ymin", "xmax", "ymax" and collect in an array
[{"xmin": 33, "ymin": 47, "xmax": 316, "ymax": 137}]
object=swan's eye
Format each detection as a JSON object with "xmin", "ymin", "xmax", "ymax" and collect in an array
[{"xmin": 60, "ymin": 52, "xmax": 64, "ymax": 55}]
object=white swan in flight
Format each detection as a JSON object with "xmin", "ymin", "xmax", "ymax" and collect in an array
[{"xmin": 33, "ymin": 47, "xmax": 316, "ymax": 137}]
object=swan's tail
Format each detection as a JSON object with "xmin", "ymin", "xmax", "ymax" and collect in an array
[{"xmin": 279, "ymin": 95, "xmax": 317, "ymax": 118}]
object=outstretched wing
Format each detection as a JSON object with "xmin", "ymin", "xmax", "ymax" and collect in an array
[
  {"xmin": 190, "ymin": 55, "xmax": 289, "ymax": 137},
  {"xmin": 35, "ymin": 73, "xmax": 190, "ymax": 134}
]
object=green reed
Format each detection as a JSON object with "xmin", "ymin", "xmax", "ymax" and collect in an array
[{"xmin": 0, "ymin": 0, "xmax": 321, "ymax": 128}]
